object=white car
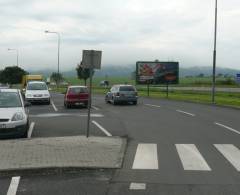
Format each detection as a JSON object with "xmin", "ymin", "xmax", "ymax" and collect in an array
[
  {"xmin": 0, "ymin": 89, "xmax": 30, "ymax": 138},
  {"xmin": 25, "ymin": 81, "xmax": 51, "ymax": 104}
]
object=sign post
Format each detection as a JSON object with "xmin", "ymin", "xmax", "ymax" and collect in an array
[
  {"xmin": 236, "ymin": 73, "xmax": 240, "ymax": 85},
  {"xmin": 166, "ymin": 81, "xmax": 169, "ymax": 98},
  {"xmin": 82, "ymin": 50, "xmax": 102, "ymax": 138},
  {"xmin": 147, "ymin": 80, "xmax": 150, "ymax": 97}
]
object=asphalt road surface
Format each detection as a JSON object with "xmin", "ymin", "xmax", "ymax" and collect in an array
[{"xmin": 1, "ymin": 92, "xmax": 240, "ymax": 195}]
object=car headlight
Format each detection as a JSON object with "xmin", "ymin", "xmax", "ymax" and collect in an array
[
  {"xmin": 12, "ymin": 112, "xmax": 25, "ymax": 121},
  {"xmin": 44, "ymin": 94, "xmax": 49, "ymax": 97},
  {"xmin": 26, "ymin": 94, "xmax": 32, "ymax": 98}
]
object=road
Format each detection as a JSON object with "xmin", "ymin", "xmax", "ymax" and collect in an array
[{"xmin": 1, "ymin": 92, "xmax": 240, "ymax": 195}]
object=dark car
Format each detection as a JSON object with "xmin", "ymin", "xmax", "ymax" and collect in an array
[
  {"xmin": 64, "ymin": 86, "xmax": 89, "ymax": 108},
  {"xmin": 105, "ymin": 85, "xmax": 138, "ymax": 105}
]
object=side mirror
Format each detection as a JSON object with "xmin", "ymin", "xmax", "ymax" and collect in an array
[
  {"xmin": 24, "ymin": 101, "xmax": 31, "ymax": 107},
  {"xmin": 48, "ymin": 88, "xmax": 52, "ymax": 91}
]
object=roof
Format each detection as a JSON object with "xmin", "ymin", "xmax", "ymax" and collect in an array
[
  {"xmin": 27, "ymin": 81, "xmax": 46, "ymax": 84},
  {"xmin": 0, "ymin": 88, "xmax": 20, "ymax": 93},
  {"xmin": 112, "ymin": 84, "xmax": 134, "ymax": 87},
  {"xmin": 68, "ymin": 85, "xmax": 87, "ymax": 88}
]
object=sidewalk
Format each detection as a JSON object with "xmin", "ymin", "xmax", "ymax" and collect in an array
[{"xmin": 0, "ymin": 136, "xmax": 127, "ymax": 174}]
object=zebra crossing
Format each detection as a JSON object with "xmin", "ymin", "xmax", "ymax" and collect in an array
[{"xmin": 132, "ymin": 143, "xmax": 240, "ymax": 172}]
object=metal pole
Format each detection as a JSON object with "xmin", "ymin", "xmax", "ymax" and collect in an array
[
  {"xmin": 212, "ymin": 0, "xmax": 218, "ymax": 103},
  {"xmin": 166, "ymin": 82, "xmax": 169, "ymax": 98},
  {"xmin": 86, "ymin": 50, "xmax": 94, "ymax": 138},
  {"xmin": 147, "ymin": 82, "xmax": 150, "ymax": 97},
  {"xmin": 57, "ymin": 33, "xmax": 60, "ymax": 74},
  {"xmin": 17, "ymin": 50, "xmax": 19, "ymax": 67}
]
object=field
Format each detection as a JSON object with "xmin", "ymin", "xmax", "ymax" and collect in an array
[{"xmin": 65, "ymin": 76, "xmax": 238, "ymax": 87}]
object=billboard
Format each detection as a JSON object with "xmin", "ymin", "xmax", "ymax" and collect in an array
[{"xmin": 136, "ymin": 61, "xmax": 179, "ymax": 84}]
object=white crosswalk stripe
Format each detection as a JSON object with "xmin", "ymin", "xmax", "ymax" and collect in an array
[
  {"xmin": 131, "ymin": 143, "xmax": 240, "ymax": 172},
  {"xmin": 214, "ymin": 144, "xmax": 240, "ymax": 171},
  {"xmin": 132, "ymin": 143, "xmax": 158, "ymax": 169},
  {"xmin": 176, "ymin": 144, "xmax": 211, "ymax": 171}
]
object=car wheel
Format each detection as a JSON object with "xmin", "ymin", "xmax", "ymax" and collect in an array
[
  {"xmin": 133, "ymin": 101, "xmax": 137, "ymax": 105},
  {"xmin": 105, "ymin": 97, "xmax": 109, "ymax": 104},
  {"xmin": 22, "ymin": 121, "xmax": 29, "ymax": 138},
  {"xmin": 47, "ymin": 100, "xmax": 51, "ymax": 105},
  {"xmin": 64, "ymin": 102, "xmax": 70, "ymax": 108}
]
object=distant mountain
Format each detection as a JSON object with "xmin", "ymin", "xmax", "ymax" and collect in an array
[
  {"xmin": 28, "ymin": 65, "xmax": 240, "ymax": 78},
  {"xmin": 180, "ymin": 66, "xmax": 240, "ymax": 77}
]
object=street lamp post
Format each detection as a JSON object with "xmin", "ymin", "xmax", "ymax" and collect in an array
[
  {"xmin": 212, "ymin": 0, "xmax": 218, "ymax": 104},
  {"xmin": 45, "ymin": 30, "xmax": 60, "ymax": 74},
  {"xmin": 8, "ymin": 48, "xmax": 19, "ymax": 66}
]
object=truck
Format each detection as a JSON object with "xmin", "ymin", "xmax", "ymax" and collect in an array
[{"xmin": 22, "ymin": 75, "xmax": 43, "ymax": 88}]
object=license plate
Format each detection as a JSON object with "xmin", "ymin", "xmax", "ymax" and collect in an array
[
  {"xmin": 75, "ymin": 102, "xmax": 83, "ymax": 105},
  {"xmin": 0, "ymin": 124, "xmax": 6, "ymax": 129}
]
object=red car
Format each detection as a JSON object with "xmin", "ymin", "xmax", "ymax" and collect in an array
[{"xmin": 64, "ymin": 86, "xmax": 89, "ymax": 108}]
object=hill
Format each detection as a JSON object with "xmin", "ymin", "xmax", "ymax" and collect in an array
[{"xmin": 28, "ymin": 65, "xmax": 240, "ymax": 78}]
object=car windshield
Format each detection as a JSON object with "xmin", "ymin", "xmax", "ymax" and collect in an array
[
  {"xmin": 119, "ymin": 86, "xmax": 135, "ymax": 91},
  {"xmin": 0, "ymin": 92, "xmax": 22, "ymax": 108},
  {"xmin": 69, "ymin": 87, "xmax": 87, "ymax": 94},
  {"xmin": 27, "ymin": 83, "xmax": 47, "ymax": 90}
]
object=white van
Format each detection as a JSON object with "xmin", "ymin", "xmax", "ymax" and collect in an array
[{"xmin": 25, "ymin": 81, "xmax": 50, "ymax": 104}]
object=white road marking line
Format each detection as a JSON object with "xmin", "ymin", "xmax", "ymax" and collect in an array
[
  {"xmin": 92, "ymin": 120, "xmax": 112, "ymax": 136},
  {"xmin": 129, "ymin": 183, "xmax": 146, "ymax": 190},
  {"xmin": 7, "ymin": 176, "xmax": 20, "ymax": 195},
  {"xmin": 30, "ymin": 113, "xmax": 104, "ymax": 118},
  {"xmin": 51, "ymin": 100, "xmax": 58, "ymax": 112},
  {"xmin": 92, "ymin": 106, "xmax": 99, "ymax": 110},
  {"xmin": 176, "ymin": 144, "xmax": 211, "ymax": 171},
  {"xmin": 27, "ymin": 122, "xmax": 35, "ymax": 138},
  {"xmin": 214, "ymin": 144, "xmax": 240, "ymax": 171},
  {"xmin": 144, "ymin": 104, "xmax": 161, "ymax": 108},
  {"xmin": 132, "ymin": 143, "xmax": 158, "ymax": 170},
  {"xmin": 176, "ymin": 110, "xmax": 195, "ymax": 116},
  {"xmin": 214, "ymin": 122, "xmax": 240, "ymax": 135}
]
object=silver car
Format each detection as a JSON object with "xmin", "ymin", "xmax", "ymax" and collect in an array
[
  {"xmin": 105, "ymin": 85, "xmax": 138, "ymax": 105},
  {"xmin": 0, "ymin": 89, "xmax": 30, "ymax": 138}
]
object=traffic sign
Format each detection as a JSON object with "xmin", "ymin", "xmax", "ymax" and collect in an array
[{"xmin": 82, "ymin": 50, "xmax": 102, "ymax": 69}]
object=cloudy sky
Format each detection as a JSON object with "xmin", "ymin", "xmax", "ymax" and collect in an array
[{"xmin": 0, "ymin": 0, "xmax": 240, "ymax": 71}]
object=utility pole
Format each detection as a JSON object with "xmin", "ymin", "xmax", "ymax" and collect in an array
[{"xmin": 212, "ymin": 0, "xmax": 218, "ymax": 103}]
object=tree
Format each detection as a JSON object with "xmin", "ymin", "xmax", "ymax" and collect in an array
[
  {"xmin": 131, "ymin": 71, "xmax": 136, "ymax": 80},
  {"xmin": 76, "ymin": 63, "xmax": 94, "ymax": 86},
  {"xmin": 50, "ymin": 72, "xmax": 64, "ymax": 85},
  {"xmin": 197, "ymin": 73, "xmax": 204, "ymax": 78},
  {"xmin": 0, "ymin": 66, "xmax": 28, "ymax": 85}
]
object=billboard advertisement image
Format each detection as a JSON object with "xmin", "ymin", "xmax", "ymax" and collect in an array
[{"xmin": 136, "ymin": 61, "xmax": 179, "ymax": 84}]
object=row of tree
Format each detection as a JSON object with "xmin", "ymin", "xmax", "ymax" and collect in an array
[{"xmin": 0, "ymin": 63, "xmax": 92, "ymax": 86}]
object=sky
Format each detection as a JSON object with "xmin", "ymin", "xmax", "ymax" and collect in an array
[{"xmin": 0, "ymin": 0, "xmax": 240, "ymax": 71}]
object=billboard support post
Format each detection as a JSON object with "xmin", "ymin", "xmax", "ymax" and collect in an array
[
  {"xmin": 147, "ymin": 81, "xmax": 150, "ymax": 97},
  {"xmin": 166, "ymin": 82, "xmax": 169, "ymax": 98}
]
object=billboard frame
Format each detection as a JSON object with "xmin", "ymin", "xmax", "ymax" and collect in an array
[{"xmin": 136, "ymin": 61, "xmax": 179, "ymax": 85}]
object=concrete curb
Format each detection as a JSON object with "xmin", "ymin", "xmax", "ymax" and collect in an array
[{"xmin": 0, "ymin": 136, "xmax": 127, "ymax": 176}]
